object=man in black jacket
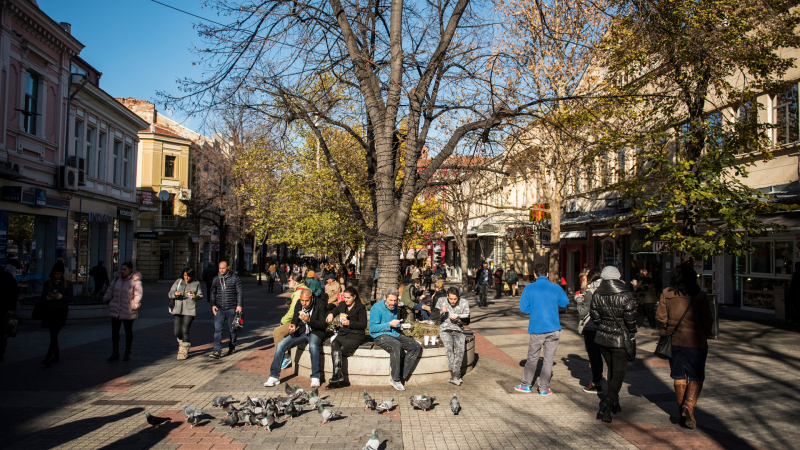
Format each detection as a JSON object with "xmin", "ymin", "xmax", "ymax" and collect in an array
[
  {"xmin": 0, "ymin": 266, "xmax": 20, "ymax": 361},
  {"xmin": 475, "ymin": 263, "xmax": 490, "ymax": 307},
  {"xmin": 202, "ymin": 262, "xmax": 217, "ymax": 302},
  {"xmin": 89, "ymin": 260, "xmax": 109, "ymax": 295},
  {"xmin": 209, "ymin": 261, "xmax": 243, "ymax": 359}
]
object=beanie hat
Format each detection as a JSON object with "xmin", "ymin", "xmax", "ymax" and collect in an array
[
  {"xmin": 51, "ymin": 260, "xmax": 66, "ymax": 275},
  {"xmin": 601, "ymin": 266, "xmax": 621, "ymax": 280},
  {"xmin": 307, "ymin": 270, "xmax": 316, "ymax": 278}
]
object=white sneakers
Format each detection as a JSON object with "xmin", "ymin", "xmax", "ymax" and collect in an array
[
  {"xmin": 264, "ymin": 377, "xmax": 281, "ymax": 387},
  {"xmin": 310, "ymin": 378, "xmax": 321, "ymax": 388},
  {"xmin": 389, "ymin": 379, "xmax": 405, "ymax": 391}
]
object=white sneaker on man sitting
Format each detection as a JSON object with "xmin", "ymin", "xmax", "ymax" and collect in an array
[
  {"xmin": 389, "ymin": 379, "xmax": 405, "ymax": 391},
  {"xmin": 264, "ymin": 377, "xmax": 281, "ymax": 387},
  {"xmin": 310, "ymin": 377, "xmax": 320, "ymax": 388}
]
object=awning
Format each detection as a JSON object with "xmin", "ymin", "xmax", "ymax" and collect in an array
[
  {"xmin": 757, "ymin": 212, "xmax": 800, "ymax": 228},
  {"xmin": 559, "ymin": 231, "xmax": 586, "ymax": 239},
  {"xmin": 592, "ymin": 228, "xmax": 632, "ymax": 237}
]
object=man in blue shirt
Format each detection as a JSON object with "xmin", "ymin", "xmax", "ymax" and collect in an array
[
  {"xmin": 515, "ymin": 262, "xmax": 570, "ymax": 395},
  {"xmin": 369, "ymin": 289, "xmax": 422, "ymax": 391}
]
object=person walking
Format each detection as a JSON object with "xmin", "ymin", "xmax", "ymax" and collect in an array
[
  {"xmin": 264, "ymin": 289, "xmax": 328, "ymax": 388},
  {"xmin": 634, "ymin": 268, "xmax": 658, "ymax": 329},
  {"xmin": 370, "ymin": 289, "xmax": 422, "ymax": 391},
  {"xmin": 493, "ymin": 266, "xmax": 504, "ymax": 299},
  {"xmin": 475, "ymin": 263, "xmax": 491, "ymax": 307},
  {"xmin": 0, "ymin": 265, "xmax": 19, "ymax": 362},
  {"xmin": 431, "ymin": 287, "xmax": 470, "ymax": 385},
  {"xmin": 169, "ymin": 268, "xmax": 203, "ymax": 360},
  {"xmin": 39, "ymin": 261, "xmax": 73, "ymax": 367},
  {"xmin": 656, "ymin": 263, "xmax": 713, "ymax": 430},
  {"xmin": 589, "ymin": 266, "xmax": 637, "ymax": 423},
  {"xmin": 202, "ymin": 262, "xmax": 217, "ymax": 302},
  {"xmin": 278, "ymin": 264, "xmax": 288, "ymax": 293},
  {"xmin": 209, "ymin": 261, "xmax": 243, "ymax": 359},
  {"xmin": 104, "ymin": 262, "xmax": 143, "ymax": 362},
  {"xmin": 515, "ymin": 263, "xmax": 570, "ymax": 395},
  {"xmin": 422, "ymin": 266, "xmax": 433, "ymax": 292},
  {"xmin": 324, "ymin": 286, "xmax": 367, "ymax": 390},
  {"xmin": 575, "ymin": 268, "xmax": 604, "ymax": 394},
  {"xmin": 267, "ymin": 263, "xmax": 276, "ymax": 293},
  {"xmin": 89, "ymin": 260, "xmax": 109, "ymax": 296},
  {"xmin": 505, "ymin": 264, "xmax": 519, "ymax": 296}
]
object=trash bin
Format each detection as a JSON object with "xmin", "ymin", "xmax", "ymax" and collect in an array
[{"xmin": 707, "ymin": 294, "xmax": 719, "ymax": 339}]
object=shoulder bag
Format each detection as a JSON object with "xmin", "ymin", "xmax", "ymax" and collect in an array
[
  {"xmin": 578, "ymin": 312, "xmax": 591, "ymax": 335},
  {"xmin": 614, "ymin": 315, "xmax": 637, "ymax": 361},
  {"xmin": 170, "ymin": 280, "xmax": 183, "ymax": 311},
  {"xmin": 654, "ymin": 292, "xmax": 697, "ymax": 359}
]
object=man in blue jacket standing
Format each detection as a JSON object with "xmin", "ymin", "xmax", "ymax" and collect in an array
[
  {"xmin": 369, "ymin": 289, "xmax": 421, "ymax": 391},
  {"xmin": 515, "ymin": 262, "xmax": 569, "ymax": 395}
]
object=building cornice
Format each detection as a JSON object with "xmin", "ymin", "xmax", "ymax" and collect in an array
[{"xmin": 3, "ymin": 0, "xmax": 84, "ymax": 56}]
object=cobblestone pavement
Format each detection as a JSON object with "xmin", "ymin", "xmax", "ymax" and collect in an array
[{"xmin": 1, "ymin": 277, "xmax": 798, "ymax": 449}]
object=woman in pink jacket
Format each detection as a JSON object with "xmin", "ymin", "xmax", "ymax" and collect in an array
[{"xmin": 103, "ymin": 262, "xmax": 143, "ymax": 362}]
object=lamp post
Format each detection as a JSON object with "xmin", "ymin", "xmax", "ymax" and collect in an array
[{"xmin": 256, "ymin": 232, "xmax": 267, "ymax": 286}]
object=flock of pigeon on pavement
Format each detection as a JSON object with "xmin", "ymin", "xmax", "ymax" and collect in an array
[{"xmin": 144, "ymin": 383, "xmax": 462, "ymax": 449}]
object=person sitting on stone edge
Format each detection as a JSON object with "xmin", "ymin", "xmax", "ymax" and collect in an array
[{"xmin": 369, "ymin": 288, "xmax": 422, "ymax": 391}]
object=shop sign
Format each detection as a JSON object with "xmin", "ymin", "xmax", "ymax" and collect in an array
[
  {"xmin": 135, "ymin": 231, "xmax": 158, "ymax": 240},
  {"xmin": 191, "ymin": 236, "xmax": 200, "ymax": 243},
  {"xmin": 244, "ymin": 245, "xmax": 253, "ymax": 253},
  {"xmin": 2, "ymin": 186, "xmax": 22, "ymax": 202},
  {"xmin": 34, "ymin": 188, "xmax": 46, "ymax": 207},
  {"xmin": 140, "ymin": 191, "xmax": 153, "ymax": 204},
  {"xmin": 211, "ymin": 243, "xmax": 220, "ymax": 251},
  {"xmin": 540, "ymin": 230, "xmax": 551, "ymax": 248},
  {"xmin": 89, "ymin": 212, "xmax": 110, "ymax": 223},
  {"xmin": 117, "ymin": 208, "xmax": 133, "ymax": 220},
  {"xmin": 530, "ymin": 203, "xmax": 550, "ymax": 222},
  {"xmin": 652, "ymin": 241, "xmax": 670, "ymax": 253}
]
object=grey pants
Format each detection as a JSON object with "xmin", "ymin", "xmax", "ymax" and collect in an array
[
  {"xmin": 439, "ymin": 330, "xmax": 466, "ymax": 377},
  {"xmin": 374, "ymin": 334, "xmax": 422, "ymax": 382},
  {"xmin": 521, "ymin": 330, "xmax": 560, "ymax": 391}
]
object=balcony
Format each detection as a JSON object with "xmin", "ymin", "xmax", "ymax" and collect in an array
[{"xmin": 154, "ymin": 215, "xmax": 177, "ymax": 228}]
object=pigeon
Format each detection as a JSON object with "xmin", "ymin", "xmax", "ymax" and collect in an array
[
  {"xmin": 376, "ymin": 398, "xmax": 394, "ymax": 413},
  {"xmin": 182, "ymin": 405, "xmax": 202, "ymax": 418},
  {"xmin": 450, "ymin": 394, "xmax": 461, "ymax": 415},
  {"xmin": 284, "ymin": 383, "xmax": 297, "ymax": 396},
  {"xmin": 409, "ymin": 393, "xmax": 427, "ymax": 403},
  {"xmin": 144, "ymin": 411, "xmax": 170, "ymax": 428},
  {"xmin": 186, "ymin": 414, "xmax": 201, "ymax": 428},
  {"xmin": 224, "ymin": 403, "xmax": 239, "ymax": 417},
  {"xmin": 212, "ymin": 395, "xmax": 235, "ymax": 407},
  {"xmin": 243, "ymin": 411, "xmax": 259, "ymax": 428},
  {"xmin": 258, "ymin": 414, "xmax": 275, "ymax": 432},
  {"xmin": 362, "ymin": 428, "xmax": 380, "ymax": 450},
  {"xmin": 251, "ymin": 397, "xmax": 268, "ymax": 407},
  {"xmin": 317, "ymin": 403, "xmax": 342, "ymax": 424},
  {"xmin": 308, "ymin": 394, "xmax": 330, "ymax": 409},
  {"xmin": 292, "ymin": 384, "xmax": 306, "ymax": 396},
  {"xmin": 219, "ymin": 410, "xmax": 240, "ymax": 429},
  {"xmin": 283, "ymin": 401, "xmax": 298, "ymax": 421},
  {"xmin": 410, "ymin": 394, "xmax": 435, "ymax": 413},
  {"xmin": 244, "ymin": 396, "xmax": 256, "ymax": 408},
  {"xmin": 363, "ymin": 389, "xmax": 375, "ymax": 411},
  {"xmin": 266, "ymin": 402, "xmax": 279, "ymax": 418}
]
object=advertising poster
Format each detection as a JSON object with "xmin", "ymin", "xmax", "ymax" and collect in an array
[{"xmin": 56, "ymin": 217, "xmax": 67, "ymax": 260}]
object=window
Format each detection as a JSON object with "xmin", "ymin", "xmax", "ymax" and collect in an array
[
  {"xmin": 165, "ymin": 155, "xmax": 176, "ymax": 178},
  {"xmin": 97, "ymin": 132, "xmax": 106, "ymax": 180},
  {"xmin": 113, "ymin": 141, "xmax": 121, "ymax": 184},
  {"xmin": 74, "ymin": 120, "xmax": 83, "ymax": 159},
  {"xmin": 706, "ymin": 112, "xmax": 724, "ymax": 150},
  {"xmin": 774, "ymin": 85, "xmax": 798, "ymax": 146},
  {"xmin": 586, "ymin": 162, "xmax": 594, "ymax": 190},
  {"xmin": 750, "ymin": 241, "xmax": 773, "ymax": 274},
  {"xmin": 70, "ymin": 64, "xmax": 87, "ymax": 76},
  {"xmin": 775, "ymin": 241, "xmax": 792, "ymax": 275},
  {"xmin": 617, "ymin": 149, "xmax": 626, "ymax": 181},
  {"xmin": 23, "ymin": 71, "xmax": 39, "ymax": 135},
  {"xmin": 736, "ymin": 102, "xmax": 758, "ymax": 153},
  {"xmin": 123, "ymin": 145, "xmax": 131, "ymax": 187},
  {"xmin": 162, "ymin": 194, "xmax": 175, "ymax": 216},
  {"xmin": 601, "ymin": 154, "xmax": 612, "ymax": 185},
  {"xmin": 86, "ymin": 127, "xmax": 95, "ymax": 177},
  {"xmin": 573, "ymin": 169, "xmax": 581, "ymax": 194}
]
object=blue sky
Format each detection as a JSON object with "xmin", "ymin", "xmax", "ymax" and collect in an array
[{"xmin": 38, "ymin": 0, "xmax": 218, "ymax": 132}]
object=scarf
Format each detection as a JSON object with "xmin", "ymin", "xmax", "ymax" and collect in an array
[{"xmin": 300, "ymin": 297, "xmax": 315, "ymax": 335}]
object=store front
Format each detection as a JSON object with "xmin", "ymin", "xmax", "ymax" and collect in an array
[
  {"xmin": 733, "ymin": 231, "xmax": 794, "ymax": 315},
  {"xmin": 590, "ymin": 228, "xmax": 631, "ymax": 280}
]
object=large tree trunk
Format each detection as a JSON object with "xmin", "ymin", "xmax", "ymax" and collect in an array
[
  {"xmin": 358, "ymin": 233, "xmax": 378, "ymax": 302},
  {"xmin": 548, "ymin": 202, "xmax": 562, "ymax": 284},
  {"xmin": 376, "ymin": 231, "xmax": 403, "ymax": 301}
]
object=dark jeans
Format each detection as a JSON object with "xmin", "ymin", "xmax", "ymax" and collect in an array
[
  {"xmin": 173, "ymin": 314, "xmax": 195, "ymax": 343},
  {"xmin": 213, "ymin": 308, "xmax": 238, "ymax": 352},
  {"xmin": 92, "ymin": 278, "xmax": 104, "ymax": 295},
  {"xmin": 268, "ymin": 279, "xmax": 274, "ymax": 293},
  {"xmin": 478, "ymin": 284, "xmax": 488, "ymax": 305},
  {"xmin": 270, "ymin": 334, "xmax": 322, "ymax": 378},
  {"xmin": 374, "ymin": 334, "xmax": 422, "ymax": 382},
  {"xmin": 582, "ymin": 329, "xmax": 604, "ymax": 384},
  {"xmin": 412, "ymin": 302, "xmax": 430, "ymax": 320},
  {"xmin": 599, "ymin": 346, "xmax": 629, "ymax": 402},
  {"xmin": 495, "ymin": 282, "xmax": 503, "ymax": 298},
  {"xmin": 111, "ymin": 318, "xmax": 134, "ymax": 351},
  {"xmin": 637, "ymin": 303, "xmax": 657, "ymax": 328},
  {"xmin": 332, "ymin": 334, "xmax": 363, "ymax": 357},
  {"xmin": 669, "ymin": 346, "xmax": 708, "ymax": 382},
  {"xmin": 47, "ymin": 326, "xmax": 61, "ymax": 356},
  {"xmin": 424, "ymin": 281, "xmax": 432, "ymax": 291}
]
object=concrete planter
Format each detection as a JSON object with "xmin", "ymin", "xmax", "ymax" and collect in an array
[
  {"xmin": 17, "ymin": 303, "xmax": 110, "ymax": 322},
  {"xmin": 291, "ymin": 335, "xmax": 476, "ymax": 385}
]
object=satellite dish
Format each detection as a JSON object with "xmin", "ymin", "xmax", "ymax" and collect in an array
[{"xmin": 158, "ymin": 190, "xmax": 170, "ymax": 202}]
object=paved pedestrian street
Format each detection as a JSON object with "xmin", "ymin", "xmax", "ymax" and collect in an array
[{"xmin": 2, "ymin": 280, "xmax": 798, "ymax": 450}]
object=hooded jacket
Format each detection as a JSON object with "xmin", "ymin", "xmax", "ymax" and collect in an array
[
  {"xmin": 104, "ymin": 271, "xmax": 143, "ymax": 320},
  {"xmin": 589, "ymin": 279, "xmax": 637, "ymax": 348},
  {"xmin": 210, "ymin": 271, "xmax": 243, "ymax": 311}
]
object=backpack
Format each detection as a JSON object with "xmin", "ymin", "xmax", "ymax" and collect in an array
[{"xmin": 505, "ymin": 269, "xmax": 519, "ymax": 283}]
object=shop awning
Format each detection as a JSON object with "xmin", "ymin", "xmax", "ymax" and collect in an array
[
  {"xmin": 756, "ymin": 212, "xmax": 800, "ymax": 228},
  {"xmin": 592, "ymin": 228, "xmax": 632, "ymax": 237},
  {"xmin": 559, "ymin": 231, "xmax": 586, "ymax": 239}
]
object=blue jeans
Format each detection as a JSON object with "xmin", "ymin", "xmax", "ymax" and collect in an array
[
  {"xmin": 270, "ymin": 333, "xmax": 322, "ymax": 379},
  {"xmin": 213, "ymin": 308, "xmax": 238, "ymax": 352},
  {"xmin": 412, "ymin": 302, "xmax": 430, "ymax": 320}
]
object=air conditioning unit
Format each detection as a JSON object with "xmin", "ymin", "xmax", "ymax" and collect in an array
[
  {"xmin": 178, "ymin": 189, "xmax": 192, "ymax": 201},
  {"xmin": 59, "ymin": 165, "xmax": 79, "ymax": 190}
]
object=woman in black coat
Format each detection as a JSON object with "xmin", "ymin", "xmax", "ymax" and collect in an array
[
  {"xmin": 324, "ymin": 286, "xmax": 367, "ymax": 390},
  {"xmin": 589, "ymin": 266, "xmax": 637, "ymax": 423},
  {"xmin": 39, "ymin": 261, "xmax": 73, "ymax": 367}
]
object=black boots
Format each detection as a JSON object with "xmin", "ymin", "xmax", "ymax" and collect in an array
[
  {"xmin": 41, "ymin": 352, "xmax": 52, "ymax": 368},
  {"xmin": 50, "ymin": 348, "xmax": 60, "ymax": 364},
  {"xmin": 601, "ymin": 395, "xmax": 619, "ymax": 423},
  {"xmin": 107, "ymin": 346, "xmax": 120, "ymax": 362},
  {"xmin": 325, "ymin": 349, "xmax": 343, "ymax": 390},
  {"xmin": 122, "ymin": 350, "xmax": 131, "ymax": 361}
]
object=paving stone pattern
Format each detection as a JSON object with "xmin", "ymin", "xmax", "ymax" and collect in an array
[{"xmin": 1, "ymin": 278, "xmax": 798, "ymax": 449}]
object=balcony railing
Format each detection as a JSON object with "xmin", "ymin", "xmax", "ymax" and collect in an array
[{"xmin": 154, "ymin": 215, "xmax": 177, "ymax": 228}]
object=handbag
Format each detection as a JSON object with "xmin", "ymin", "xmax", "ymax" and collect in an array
[
  {"xmin": 5, "ymin": 313, "xmax": 18, "ymax": 338},
  {"xmin": 578, "ymin": 313, "xmax": 591, "ymax": 335},
  {"xmin": 613, "ymin": 315, "xmax": 636, "ymax": 361},
  {"xmin": 170, "ymin": 280, "xmax": 182, "ymax": 311},
  {"xmin": 654, "ymin": 292, "xmax": 698, "ymax": 359},
  {"xmin": 231, "ymin": 310, "xmax": 244, "ymax": 332}
]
